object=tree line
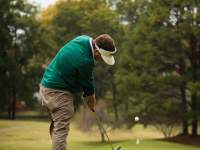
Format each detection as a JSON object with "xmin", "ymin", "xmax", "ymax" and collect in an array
[{"xmin": 0, "ymin": 0, "xmax": 199, "ymax": 137}]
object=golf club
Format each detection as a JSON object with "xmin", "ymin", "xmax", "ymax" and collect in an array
[{"xmin": 82, "ymin": 98, "xmax": 122, "ymax": 150}]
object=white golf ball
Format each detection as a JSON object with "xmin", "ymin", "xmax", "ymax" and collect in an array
[{"xmin": 134, "ymin": 116, "xmax": 139, "ymax": 122}]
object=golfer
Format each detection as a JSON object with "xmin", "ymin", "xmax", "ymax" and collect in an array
[{"xmin": 39, "ymin": 34, "xmax": 117, "ymax": 150}]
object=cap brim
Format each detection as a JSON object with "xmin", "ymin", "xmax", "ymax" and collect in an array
[{"xmin": 101, "ymin": 55, "xmax": 115, "ymax": 65}]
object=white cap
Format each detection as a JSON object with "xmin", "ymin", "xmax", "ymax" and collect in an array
[{"xmin": 95, "ymin": 44, "xmax": 117, "ymax": 65}]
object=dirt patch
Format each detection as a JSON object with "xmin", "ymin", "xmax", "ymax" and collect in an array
[{"xmin": 166, "ymin": 135, "xmax": 200, "ymax": 147}]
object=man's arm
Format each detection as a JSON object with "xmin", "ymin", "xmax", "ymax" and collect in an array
[
  {"xmin": 85, "ymin": 94, "xmax": 96, "ymax": 112},
  {"xmin": 78, "ymin": 60, "xmax": 96, "ymax": 111}
]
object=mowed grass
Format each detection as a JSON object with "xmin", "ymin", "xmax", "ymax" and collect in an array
[{"xmin": 0, "ymin": 119, "xmax": 200, "ymax": 150}]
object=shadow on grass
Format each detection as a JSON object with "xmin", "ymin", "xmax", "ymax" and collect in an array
[
  {"xmin": 82, "ymin": 139, "xmax": 127, "ymax": 146},
  {"xmin": 157, "ymin": 135, "xmax": 200, "ymax": 148},
  {"xmin": 0, "ymin": 116, "xmax": 49, "ymax": 122}
]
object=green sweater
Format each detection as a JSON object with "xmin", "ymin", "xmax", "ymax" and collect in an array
[{"xmin": 40, "ymin": 35, "xmax": 95, "ymax": 96}]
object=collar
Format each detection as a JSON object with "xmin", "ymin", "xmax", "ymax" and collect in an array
[
  {"xmin": 89, "ymin": 38, "xmax": 94, "ymax": 56},
  {"xmin": 89, "ymin": 38, "xmax": 95, "ymax": 63}
]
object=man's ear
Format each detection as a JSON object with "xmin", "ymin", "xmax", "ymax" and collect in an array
[
  {"xmin": 94, "ymin": 49, "xmax": 98, "ymax": 56},
  {"xmin": 93, "ymin": 49, "xmax": 97, "ymax": 59}
]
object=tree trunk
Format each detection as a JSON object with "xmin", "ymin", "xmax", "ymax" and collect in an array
[
  {"xmin": 111, "ymin": 68, "xmax": 119, "ymax": 121},
  {"xmin": 11, "ymin": 82, "xmax": 16, "ymax": 120},
  {"xmin": 191, "ymin": 94, "xmax": 198, "ymax": 136},
  {"xmin": 0, "ymin": 50, "xmax": 10, "ymax": 119},
  {"xmin": 97, "ymin": 123, "xmax": 105, "ymax": 142},
  {"xmin": 180, "ymin": 81, "xmax": 188, "ymax": 135},
  {"xmin": 8, "ymin": 92, "xmax": 12, "ymax": 119},
  {"xmin": 190, "ymin": 36, "xmax": 198, "ymax": 136},
  {"xmin": 112, "ymin": 79, "xmax": 119, "ymax": 121},
  {"xmin": 125, "ymin": 100, "xmax": 129, "ymax": 114},
  {"xmin": 11, "ymin": 75, "xmax": 16, "ymax": 120}
]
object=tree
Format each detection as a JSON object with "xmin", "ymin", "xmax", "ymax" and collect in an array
[
  {"xmin": 148, "ymin": 0, "xmax": 200, "ymax": 137},
  {"xmin": 0, "ymin": 0, "xmax": 53, "ymax": 119},
  {"xmin": 115, "ymin": 0, "xmax": 200, "ymax": 137},
  {"xmin": 0, "ymin": 0, "xmax": 37, "ymax": 119}
]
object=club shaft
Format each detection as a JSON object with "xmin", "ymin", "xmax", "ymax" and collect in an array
[
  {"xmin": 82, "ymin": 98, "xmax": 114, "ymax": 150},
  {"xmin": 93, "ymin": 112, "xmax": 114, "ymax": 150}
]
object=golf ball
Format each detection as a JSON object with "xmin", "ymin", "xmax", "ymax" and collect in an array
[{"xmin": 134, "ymin": 116, "xmax": 139, "ymax": 122}]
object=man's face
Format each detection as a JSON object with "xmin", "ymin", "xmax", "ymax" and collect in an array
[{"xmin": 94, "ymin": 49, "xmax": 103, "ymax": 61}]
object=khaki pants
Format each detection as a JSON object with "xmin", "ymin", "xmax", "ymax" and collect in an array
[{"xmin": 39, "ymin": 85, "xmax": 74, "ymax": 150}]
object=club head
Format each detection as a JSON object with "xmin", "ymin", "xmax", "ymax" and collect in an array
[{"xmin": 113, "ymin": 146, "xmax": 122, "ymax": 150}]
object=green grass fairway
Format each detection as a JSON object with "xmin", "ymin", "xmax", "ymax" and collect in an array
[{"xmin": 0, "ymin": 120, "xmax": 199, "ymax": 150}]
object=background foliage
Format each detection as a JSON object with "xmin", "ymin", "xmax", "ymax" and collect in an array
[{"xmin": 0, "ymin": 0, "xmax": 200, "ymax": 138}]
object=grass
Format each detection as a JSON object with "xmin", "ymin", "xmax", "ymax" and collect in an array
[{"xmin": 0, "ymin": 119, "xmax": 200, "ymax": 150}]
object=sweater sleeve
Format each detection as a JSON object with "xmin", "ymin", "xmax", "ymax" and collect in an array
[{"xmin": 78, "ymin": 60, "xmax": 95, "ymax": 97}]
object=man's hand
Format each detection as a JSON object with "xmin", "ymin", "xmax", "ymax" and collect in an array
[{"xmin": 85, "ymin": 94, "xmax": 96, "ymax": 112}]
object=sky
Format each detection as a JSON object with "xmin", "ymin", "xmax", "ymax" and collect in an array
[{"xmin": 29, "ymin": 0, "xmax": 56, "ymax": 8}]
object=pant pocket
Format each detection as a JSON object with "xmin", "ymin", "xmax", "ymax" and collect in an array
[
  {"xmin": 41, "ymin": 90, "xmax": 60, "ymax": 112},
  {"xmin": 52, "ymin": 93, "xmax": 74, "ymax": 120}
]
